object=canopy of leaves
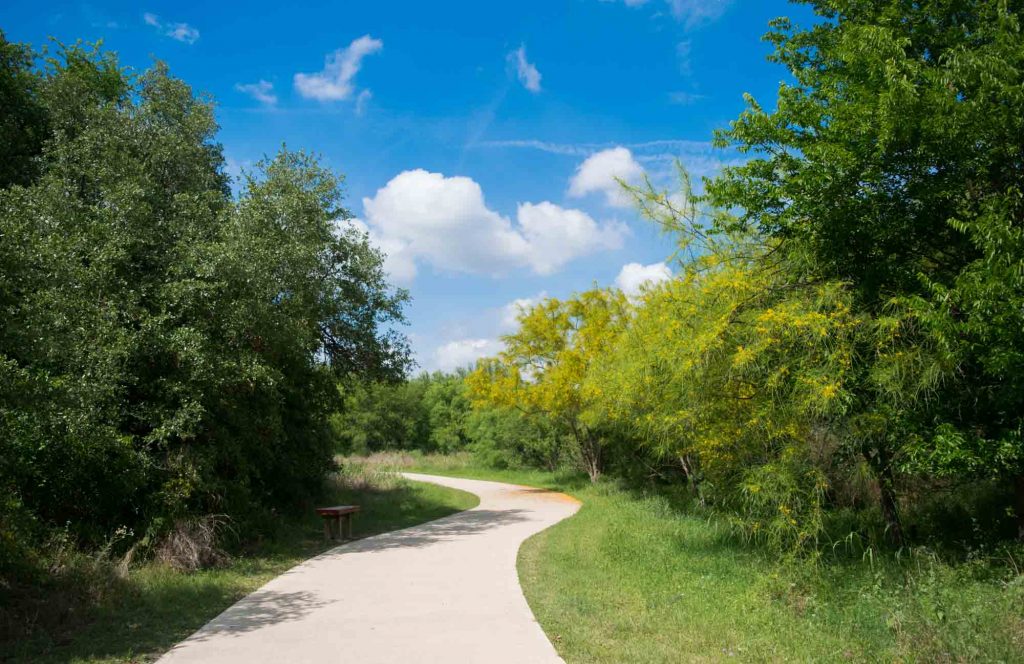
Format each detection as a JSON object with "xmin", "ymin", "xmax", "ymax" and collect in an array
[{"xmin": 0, "ymin": 40, "xmax": 409, "ymax": 574}]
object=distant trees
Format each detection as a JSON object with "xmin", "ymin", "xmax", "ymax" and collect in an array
[
  {"xmin": 0, "ymin": 37, "xmax": 408, "ymax": 575},
  {"xmin": 332, "ymin": 370, "xmax": 566, "ymax": 469}
]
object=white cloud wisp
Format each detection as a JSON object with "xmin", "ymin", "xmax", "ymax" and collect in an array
[{"xmin": 295, "ymin": 35, "xmax": 383, "ymax": 102}]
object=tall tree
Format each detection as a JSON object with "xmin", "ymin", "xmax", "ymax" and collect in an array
[
  {"xmin": 467, "ymin": 289, "xmax": 630, "ymax": 481},
  {"xmin": 0, "ymin": 41, "xmax": 409, "ymax": 566},
  {"xmin": 707, "ymin": 0, "xmax": 1024, "ymax": 537}
]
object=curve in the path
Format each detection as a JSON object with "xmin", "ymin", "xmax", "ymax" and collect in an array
[{"xmin": 159, "ymin": 473, "xmax": 580, "ymax": 664}]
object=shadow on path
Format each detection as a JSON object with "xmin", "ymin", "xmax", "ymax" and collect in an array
[
  {"xmin": 322, "ymin": 508, "xmax": 531, "ymax": 557},
  {"xmin": 181, "ymin": 590, "xmax": 334, "ymax": 642}
]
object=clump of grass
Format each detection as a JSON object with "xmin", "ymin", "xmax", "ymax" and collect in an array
[
  {"xmin": 335, "ymin": 453, "xmax": 417, "ymax": 490},
  {"xmin": 153, "ymin": 516, "xmax": 233, "ymax": 573},
  {"xmin": 340, "ymin": 450, "xmax": 477, "ymax": 475}
]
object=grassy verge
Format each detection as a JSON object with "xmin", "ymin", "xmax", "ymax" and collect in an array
[
  {"xmin": 4, "ymin": 463, "xmax": 477, "ymax": 663},
  {"xmin": 392, "ymin": 452, "xmax": 1024, "ymax": 662}
]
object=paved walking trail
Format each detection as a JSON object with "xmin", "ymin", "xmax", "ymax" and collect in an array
[{"xmin": 159, "ymin": 473, "xmax": 581, "ymax": 663}]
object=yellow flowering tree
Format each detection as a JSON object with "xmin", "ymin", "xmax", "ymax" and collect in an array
[{"xmin": 466, "ymin": 289, "xmax": 631, "ymax": 481}]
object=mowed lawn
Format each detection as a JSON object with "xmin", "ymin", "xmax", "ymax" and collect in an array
[
  {"xmin": 6, "ymin": 467, "xmax": 477, "ymax": 664},
  {"xmin": 402, "ymin": 454, "xmax": 1024, "ymax": 663}
]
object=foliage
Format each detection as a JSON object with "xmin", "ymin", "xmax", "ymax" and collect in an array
[
  {"xmin": 465, "ymin": 406, "xmax": 565, "ymax": 470},
  {"xmin": 332, "ymin": 376, "xmax": 430, "ymax": 454},
  {"xmin": 424, "ymin": 371, "xmax": 473, "ymax": 453},
  {"xmin": 467, "ymin": 289, "xmax": 631, "ymax": 481},
  {"xmin": 0, "ymin": 40, "xmax": 409, "ymax": 581},
  {"xmin": 707, "ymin": 0, "xmax": 1024, "ymax": 534},
  {"xmin": 330, "ymin": 371, "xmax": 563, "ymax": 469},
  {"xmin": 458, "ymin": 0, "xmax": 1024, "ymax": 555}
]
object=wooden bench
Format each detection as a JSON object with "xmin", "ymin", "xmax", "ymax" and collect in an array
[{"xmin": 316, "ymin": 505, "xmax": 360, "ymax": 541}]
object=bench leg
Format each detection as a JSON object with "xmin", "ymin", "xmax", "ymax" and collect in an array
[
  {"xmin": 323, "ymin": 517, "xmax": 332, "ymax": 541},
  {"xmin": 344, "ymin": 513, "xmax": 354, "ymax": 539}
]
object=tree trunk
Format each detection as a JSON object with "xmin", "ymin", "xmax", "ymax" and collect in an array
[
  {"xmin": 574, "ymin": 426, "xmax": 602, "ymax": 483},
  {"xmin": 863, "ymin": 446, "xmax": 904, "ymax": 547},
  {"xmin": 679, "ymin": 454, "xmax": 704, "ymax": 506},
  {"xmin": 1015, "ymin": 473, "xmax": 1024, "ymax": 540}
]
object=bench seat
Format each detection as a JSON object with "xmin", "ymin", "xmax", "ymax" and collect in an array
[{"xmin": 316, "ymin": 505, "xmax": 360, "ymax": 540}]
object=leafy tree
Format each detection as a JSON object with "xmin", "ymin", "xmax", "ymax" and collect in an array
[
  {"xmin": 332, "ymin": 376, "xmax": 432, "ymax": 454},
  {"xmin": 423, "ymin": 371, "xmax": 473, "ymax": 453},
  {"xmin": 465, "ymin": 406, "xmax": 565, "ymax": 470},
  {"xmin": 0, "ymin": 41, "xmax": 408, "ymax": 571},
  {"xmin": 707, "ymin": 0, "xmax": 1024, "ymax": 538},
  {"xmin": 467, "ymin": 289, "xmax": 631, "ymax": 481},
  {"xmin": 0, "ymin": 32, "xmax": 47, "ymax": 189}
]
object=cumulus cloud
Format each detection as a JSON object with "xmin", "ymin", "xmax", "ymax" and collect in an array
[
  {"xmin": 517, "ymin": 202, "xmax": 626, "ymax": 273},
  {"xmin": 568, "ymin": 147, "xmax": 645, "ymax": 208},
  {"xmin": 294, "ymin": 35, "xmax": 382, "ymax": 102},
  {"xmin": 432, "ymin": 338, "xmax": 503, "ymax": 372},
  {"xmin": 509, "ymin": 45, "xmax": 542, "ymax": 93},
  {"xmin": 359, "ymin": 169, "xmax": 626, "ymax": 283},
  {"xmin": 616, "ymin": 261, "xmax": 672, "ymax": 296},
  {"xmin": 235, "ymin": 80, "xmax": 277, "ymax": 105},
  {"xmin": 143, "ymin": 12, "xmax": 199, "ymax": 44}
]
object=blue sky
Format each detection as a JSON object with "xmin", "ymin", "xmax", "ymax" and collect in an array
[{"xmin": 5, "ymin": 0, "xmax": 815, "ymax": 372}]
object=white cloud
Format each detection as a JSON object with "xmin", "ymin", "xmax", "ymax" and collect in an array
[
  {"xmin": 500, "ymin": 293, "xmax": 547, "ymax": 331},
  {"xmin": 362, "ymin": 170, "xmax": 528, "ymax": 279},
  {"xmin": 355, "ymin": 89, "xmax": 372, "ymax": 116},
  {"xmin": 474, "ymin": 139, "xmax": 592, "ymax": 156},
  {"xmin": 143, "ymin": 13, "xmax": 199, "ymax": 44},
  {"xmin": 616, "ymin": 262, "xmax": 673, "ymax": 296},
  {"xmin": 667, "ymin": 0, "xmax": 732, "ymax": 26},
  {"xmin": 509, "ymin": 45, "xmax": 542, "ymax": 93},
  {"xmin": 568, "ymin": 147, "xmax": 645, "ymax": 208},
  {"xmin": 235, "ymin": 80, "xmax": 277, "ymax": 105},
  {"xmin": 668, "ymin": 91, "xmax": 704, "ymax": 105},
  {"xmin": 294, "ymin": 35, "xmax": 382, "ymax": 102},
  {"xmin": 517, "ymin": 202, "xmax": 626, "ymax": 274},
  {"xmin": 601, "ymin": 0, "xmax": 732, "ymax": 26},
  {"xmin": 432, "ymin": 338, "xmax": 503, "ymax": 372},
  {"xmin": 676, "ymin": 40, "xmax": 692, "ymax": 76},
  {"xmin": 360, "ymin": 169, "xmax": 626, "ymax": 283}
]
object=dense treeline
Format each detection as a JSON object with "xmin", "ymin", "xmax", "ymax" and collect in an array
[
  {"xmin": 332, "ymin": 371, "xmax": 565, "ymax": 469},
  {"xmin": 0, "ymin": 38, "xmax": 409, "ymax": 580},
  {"xmin": 401, "ymin": 0, "xmax": 1024, "ymax": 556}
]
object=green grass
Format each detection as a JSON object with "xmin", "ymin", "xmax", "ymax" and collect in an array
[
  {"xmin": 5, "ymin": 465, "xmax": 477, "ymax": 663},
  {"xmin": 402, "ymin": 452, "xmax": 1024, "ymax": 663}
]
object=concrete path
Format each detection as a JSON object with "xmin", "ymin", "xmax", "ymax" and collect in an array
[{"xmin": 159, "ymin": 473, "xmax": 581, "ymax": 663}]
